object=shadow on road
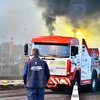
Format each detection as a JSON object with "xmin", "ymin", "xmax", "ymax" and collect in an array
[
  {"xmin": 45, "ymin": 89, "xmax": 71, "ymax": 95},
  {"xmin": 80, "ymin": 81, "xmax": 100, "ymax": 94}
]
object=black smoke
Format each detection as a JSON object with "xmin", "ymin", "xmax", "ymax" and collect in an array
[{"xmin": 34, "ymin": 0, "xmax": 100, "ymax": 34}]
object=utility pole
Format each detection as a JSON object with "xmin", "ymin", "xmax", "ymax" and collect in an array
[
  {"xmin": 1, "ymin": 36, "xmax": 5, "ymax": 74},
  {"xmin": 9, "ymin": 37, "xmax": 13, "ymax": 74}
]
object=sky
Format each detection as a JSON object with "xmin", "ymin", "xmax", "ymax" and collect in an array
[
  {"xmin": 0, "ymin": 0, "xmax": 44, "ymax": 45},
  {"xmin": 0, "ymin": 0, "xmax": 100, "ymax": 52}
]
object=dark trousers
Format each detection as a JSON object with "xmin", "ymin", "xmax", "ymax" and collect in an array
[{"xmin": 26, "ymin": 88, "xmax": 45, "ymax": 100}]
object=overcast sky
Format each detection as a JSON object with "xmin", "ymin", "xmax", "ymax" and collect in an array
[
  {"xmin": 0, "ymin": 0, "xmax": 100, "ymax": 52},
  {"xmin": 0, "ymin": 0, "xmax": 44, "ymax": 45}
]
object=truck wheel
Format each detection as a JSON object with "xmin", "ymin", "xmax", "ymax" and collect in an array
[
  {"xmin": 68, "ymin": 75, "xmax": 80, "ymax": 94},
  {"xmin": 73, "ymin": 77, "xmax": 80, "ymax": 93},
  {"xmin": 91, "ymin": 72, "xmax": 97, "ymax": 92}
]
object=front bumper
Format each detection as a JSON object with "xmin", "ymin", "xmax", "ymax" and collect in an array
[{"xmin": 47, "ymin": 76, "xmax": 72, "ymax": 87}]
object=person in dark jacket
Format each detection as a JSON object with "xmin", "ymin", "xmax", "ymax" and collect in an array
[{"xmin": 23, "ymin": 48, "xmax": 50, "ymax": 100}]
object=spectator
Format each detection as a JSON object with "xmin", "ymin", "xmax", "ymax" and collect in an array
[{"xmin": 23, "ymin": 48, "xmax": 50, "ymax": 100}]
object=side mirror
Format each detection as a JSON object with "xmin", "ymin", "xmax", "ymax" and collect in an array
[{"xmin": 24, "ymin": 44, "xmax": 28, "ymax": 55}]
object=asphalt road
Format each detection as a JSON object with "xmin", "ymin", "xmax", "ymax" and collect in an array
[{"xmin": 0, "ymin": 88, "xmax": 100, "ymax": 100}]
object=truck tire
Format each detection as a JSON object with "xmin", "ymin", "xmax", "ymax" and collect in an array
[
  {"xmin": 68, "ymin": 74, "xmax": 80, "ymax": 94},
  {"xmin": 90, "ymin": 72, "xmax": 97, "ymax": 92},
  {"xmin": 74, "ymin": 76, "xmax": 80, "ymax": 93}
]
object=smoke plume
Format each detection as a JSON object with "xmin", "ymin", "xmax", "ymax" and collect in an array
[{"xmin": 34, "ymin": 0, "xmax": 100, "ymax": 35}]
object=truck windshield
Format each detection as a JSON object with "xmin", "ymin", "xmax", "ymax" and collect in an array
[{"xmin": 31, "ymin": 43, "xmax": 70, "ymax": 58}]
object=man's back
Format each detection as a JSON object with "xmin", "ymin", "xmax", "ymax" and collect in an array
[
  {"xmin": 23, "ymin": 48, "xmax": 50, "ymax": 100},
  {"xmin": 25, "ymin": 56, "xmax": 50, "ymax": 88}
]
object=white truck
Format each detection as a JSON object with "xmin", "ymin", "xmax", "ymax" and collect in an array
[{"xmin": 24, "ymin": 36, "xmax": 100, "ymax": 92}]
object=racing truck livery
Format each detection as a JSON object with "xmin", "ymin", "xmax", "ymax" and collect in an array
[{"xmin": 24, "ymin": 36, "xmax": 100, "ymax": 92}]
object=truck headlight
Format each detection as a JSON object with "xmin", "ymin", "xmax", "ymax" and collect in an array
[{"xmin": 60, "ymin": 78, "xmax": 66, "ymax": 83}]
